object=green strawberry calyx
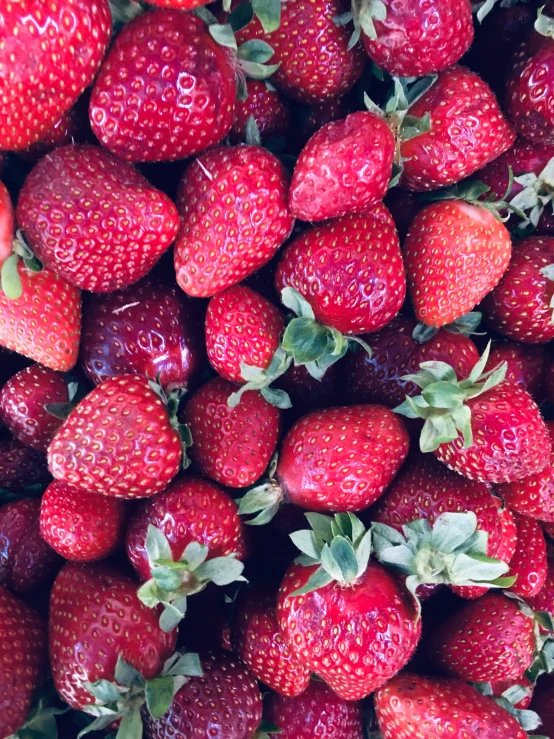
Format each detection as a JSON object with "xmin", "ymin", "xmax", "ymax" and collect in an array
[
  {"xmin": 535, "ymin": 4, "xmax": 554, "ymax": 38},
  {"xmin": 7, "ymin": 683, "xmax": 66, "ymax": 739},
  {"xmin": 44, "ymin": 380, "xmax": 81, "ymax": 421},
  {"xmin": 79, "ymin": 652, "xmax": 202, "ymax": 739},
  {"xmin": 147, "ymin": 381, "xmax": 193, "ymax": 469},
  {"xmin": 412, "ymin": 311, "xmax": 483, "ymax": 344},
  {"xmin": 237, "ymin": 452, "xmax": 282, "ymax": 525},
  {"xmin": 394, "ymin": 341, "xmax": 508, "ymax": 454},
  {"xmin": 228, "ymin": 346, "xmax": 293, "ymax": 410},
  {"xmin": 137, "ymin": 525, "xmax": 246, "ymax": 633},
  {"xmin": 510, "ymin": 157, "xmax": 554, "ymax": 234},
  {"xmin": 473, "ymin": 0, "xmax": 521, "ymax": 24},
  {"xmin": 473, "ymin": 681, "xmax": 544, "ymax": 734},
  {"xmin": 539, "ymin": 264, "xmax": 554, "ymax": 326},
  {"xmin": 255, "ymin": 720, "xmax": 282, "ymax": 739},
  {"xmin": 525, "ymin": 607, "xmax": 554, "ymax": 683},
  {"xmin": 1, "ymin": 230, "xmax": 42, "ymax": 301}
]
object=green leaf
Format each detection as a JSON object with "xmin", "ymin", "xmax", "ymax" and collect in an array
[
  {"xmin": 195, "ymin": 556, "xmax": 245, "ymax": 586},
  {"xmin": 44, "ymin": 401, "xmax": 74, "ymax": 420},
  {"xmin": 260, "ymin": 386, "xmax": 292, "ymax": 409},
  {"xmin": 117, "ymin": 709, "xmax": 143, "ymax": 739},
  {"xmin": 145, "ymin": 676, "xmax": 174, "ymax": 719},
  {"xmin": 151, "ymin": 564, "xmax": 184, "ymax": 592},
  {"xmin": 163, "ymin": 652, "xmax": 203, "ymax": 678},
  {"xmin": 468, "ymin": 341, "xmax": 492, "ymax": 384},
  {"xmin": 422, "ymin": 382, "xmax": 466, "ymax": 409},
  {"xmin": 145, "ymin": 525, "xmax": 172, "ymax": 565},
  {"xmin": 239, "ymin": 60, "xmax": 280, "ymax": 80},
  {"xmin": 1, "ymin": 254, "xmax": 22, "ymax": 300},
  {"xmin": 305, "ymin": 512, "xmax": 334, "ymax": 542},
  {"xmin": 137, "ymin": 578, "xmax": 163, "ymax": 609},
  {"xmin": 244, "ymin": 502, "xmax": 281, "ymax": 525},
  {"xmin": 237, "ymin": 484, "xmax": 282, "ymax": 516},
  {"xmin": 290, "ymin": 530, "xmax": 323, "ymax": 559},
  {"xmin": 237, "ymin": 39, "xmax": 275, "ymax": 63},
  {"xmin": 227, "ymin": 1, "xmax": 254, "ymax": 31},
  {"xmin": 208, "ymin": 23, "xmax": 237, "ymax": 49},
  {"xmin": 282, "ymin": 317, "xmax": 329, "ymax": 364},
  {"xmin": 78, "ymin": 714, "xmax": 120, "ymax": 737},
  {"xmin": 290, "ymin": 566, "xmax": 334, "ymax": 595},
  {"xmin": 114, "ymin": 656, "xmax": 143, "ymax": 688},
  {"xmin": 430, "ymin": 512, "xmax": 478, "ymax": 554},
  {"xmin": 450, "ymin": 404, "xmax": 473, "ymax": 448},
  {"xmin": 159, "ymin": 600, "xmax": 187, "ymax": 633},
  {"xmin": 320, "ymin": 543, "xmax": 346, "ymax": 582},
  {"xmin": 417, "ymin": 360, "xmax": 458, "ymax": 384},
  {"xmin": 252, "ymin": 0, "xmax": 281, "ymax": 33},
  {"xmin": 181, "ymin": 541, "xmax": 209, "ymax": 571},
  {"xmin": 329, "ymin": 536, "xmax": 359, "ymax": 583},
  {"xmin": 84, "ymin": 679, "xmax": 122, "ymax": 704},
  {"xmin": 244, "ymin": 115, "xmax": 262, "ymax": 147},
  {"xmin": 420, "ymin": 414, "xmax": 458, "ymax": 453},
  {"xmin": 355, "ymin": 529, "xmax": 373, "ymax": 577},
  {"xmin": 281, "ymin": 287, "xmax": 315, "ymax": 319}
]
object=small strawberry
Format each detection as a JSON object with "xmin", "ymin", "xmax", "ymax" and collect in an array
[
  {"xmin": 0, "ymin": 0, "xmax": 111, "ymax": 151},
  {"xmin": 48, "ymin": 375, "xmax": 184, "ymax": 499},
  {"xmin": 508, "ymin": 513, "xmax": 548, "ymax": 599},
  {"xmin": 231, "ymin": 81, "xmax": 290, "ymax": 143},
  {"xmin": 40, "ymin": 480, "xmax": 127, "ymax": 562},
  {"xmin": 0, "ymin": 181, "xmax": 14, "ymax": 268},
  {"xmin": 181, "ymin": 377, "xmax": 281, "ymax": 489},
  {"xmin": 0, "ymin": 435, "xmax": 50, "ymax": 494},
  {"xmin": 485, "ymin": 341, "xmax": 548, "ymax": 404},
  {"xmin": 174, "ymin": 145, "xmax": 294, "ymax": 298}
]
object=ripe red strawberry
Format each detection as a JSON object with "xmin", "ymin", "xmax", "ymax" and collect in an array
[
  {"xmin": 40, "ymin": 480, "xmax": 127, "ymax": 562},
  {"xmin": 359, "ymin": 0, "xmax": 474, "ymax": 77},
  {"xmin": 374, "ymin": 672, "xmax": 528, "ymax": 739},
  {"xmin": 527, "ymin": 545, "xmax": 554, "ymax": 616},
  {"xmin": 0, "ymin": 181, "xmax": 14, "ymax": 268},
  {"xmin": 231, "ymin": 81, "xmax": 290, "ymax": 143},
  {"xmin": 277, "ymin": 514, "xmax": 421, "ymax": 700},
  {"xmin": 175, "ymin": 145, "xmax": 294, "ymax": 298},
  {"xmin": 181, "ymin": 377, "xmax": 281, "ymax": 489},
  {"xmin": 404, "ymin": 199, "xmax": 512, "ymax": 327},
  {"xmin": 265, "ymin": 679, "xmax": 364, "ymax": 738},
  {"xmin": 482, "ymin": 237, "xmax": 554, "ymax": 343},
  {"xmin": 0, "ymin": 261, "xmax": 81, "ymax": 371},
  {"xmin": 401, "ymin": 67, "xmax": 515, "ymax": 191},
  {"xmin": 0, "ymin": 585, "xmax": 46, "ymax": 738},
  {"xmin": 231, "ymin": 586, "xmax": 311, "ymax": 697},
  {"xmin": 430, "ymin": 592, "xmax": 535, "ymax": 683},
  {"xmin": 0, "ymin": 435, "xmax": 50, "ymax": 493},
  {"xmin": 18, "ymin": 110, "xmax": 77, "ymax": 164},
  {"xmin": 48, "ymin": 375, "xmax": 183, "ymax": 499},
  {"xmin": 79, "ymin": 277, "xmax": 204, "ymax": 393},
  {"xmin": 0, "ymin": 0, "xmax": 111, "ymax": 151},
  {"xmin": 90, "ymin": 10, "xmax": 236, "ymax": 162},
  {"xmin": 508, "ymin": 513, "xmax": 547, "ymax": 598},
  {"xmin": 496, "ymin": 504, "xmax": 519, "ymax": 567},
  {"xmin": 0, "ymin": 364, "xmax": 73, "ymax": 452},
  {"xmin": 0, "ymin": 498, "xmax": 61, "ymax": 594},
  {"xmin": 485, "ymin": 341, "xmax": 548, "ymax": 404}
]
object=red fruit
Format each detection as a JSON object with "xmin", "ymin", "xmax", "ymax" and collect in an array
[
  {"xmin": 495, "ymin": 504, "xmax": 519, "ymax": 567},
  {"xmin": 482, "ymin": 237, "xmax": 554, "ymax": 343},
  {"xmin": 490, "ymin": 676, "xmax": 534, "ymax": 710},
  {"xmin": 143, "ymin": 0, "xmax": 208, "ymax": 8},
  {"xmin": 49, "ymin": 562, "xmax": 176, "ymax": 710},
  {"xmin": 48, "ymin": 375, "xmax": 182, "ymax": 499},
  {"xmin": 175, "ymin": 145, "xmax": 293, "ymax": 298},
  {"xmin": 79, "ymin": 277, "xmax": 204, "ymax": 393},
  {"xmin": 275, "ymin": 205, "xmax": 405, "ymax": 335},
  {"xmin": 181, "ymin": 377, "xmax": 280, "ymax": 489},
  {"xmin": 0, "ymin": 498, "xmax": 61, "ymax": 594},
  {"xmin": 143, "ymin": 652, "xmax": 262, "ymax": 739},
  {"xmin": 40, "ymin": 480, "xmax": 127, "ymax": 562},
  {"xmin": 485, "ymin": 341, "xmax": 548, "ymax": 403},
  {"xmin": 90, "ymin": 10, "xmax": 236, "ymax": 162},
  {"xmin": 265, "ymin": 679, "xmax": 365, "ymax": 738},
  {"xmin": 0, "ymin": 586, "xmax": 46, "ymax": 738},
  {"xmin": 18, "ymin": 110, "xmax": 77, "ymax": 164},
  {"xmin": 231, "ymin": 81, "xmax": 290, "ymax": 143},
  {"xmin": 0, "ymin": 436, "xmax": 50, "ymax": 493},
  {"xmin": 275, "ymin": 361, "xmax": 342, "ymax": 413},
  {"xmin": 361, "ymin": 0, "xmax": 474, "ymax": 77},
  {"xmin": 430, "ymin": 592, "xmax": 535, "ymax": 683},
  {"xmin": 508, "ymin": 513, "xmax": 547, "ymax": 598},
  {"xmin": 384, "ymin": 188, "xmax": 421, "ymax": 240},
  {"xmin": 401, "ymin": 67, "xmax": 515, "ymax": 191},
  {"xmin": 404, "ymin": 200, "xmax": 512, "ymax": 327},
  {"xmin": 126, "ymin": 475, "xmax": 246, "ymax": 582},
  {"xmin": 0, "ymin": 262, "xmax": 81, "ymax": 371},
  {"xmin": 293, "ymin": 95, "xmax": 354, "ymax": 150},
  {"xmin": 375, "ymin": 672, "xmax": 527, "ymax": 739},
  {"xmin": 0, "ymin": 181, "xmax": 14, "ymax": 268},
  {"xmin": 527, "ymin": 547, "xmax": 554, "ymax": 616},
  {"xmin": 0, "ymin": 0, "xmax": 111, "ymax": 151},
  {"xmin": 231, "ymin": 587, "xmax": 311, "ymax": 697},
  {"xmin": 0, "ymin": 364, "xmax": 72, "ymax": 452}
]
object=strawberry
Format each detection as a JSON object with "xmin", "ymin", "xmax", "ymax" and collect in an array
[
  {"xmin": 174, "ymin": 145, "xmax": 294, "ymax": 298},
  {"xmin": 496, "ymin": 504, "xmax": 519, "ymax": 567},
  {"xmin": 0, "ymin": 181, "xmax": 14, "ymax": 268},
  {"xmin": 275, "ymin": 361, "xmax": 342, "ymax": 414},
  {"xmin": 18, "ymin": 110, "xmax": 78, "ymax": 165},
  {"xmin": 384, "ymin": 188, "xmax": 422, "ymax": 240},
  {"xmin": 0, "ymin": 0, "xmax": 111, "ymax": 151},
  {"xmin": 0, "ymin": 435, "xmax": 50, "ymax": 493},
  {"xmin": 292, "ymin": 95, "xmax": 354, "ymax": 151},
  {"xmin": 489, "ymin": 676, "xmax": 534, "ymax": 710},
  {"xmin": 356, "ymin": 0, "xmax": 473, "ymax": 77},
  {"xmin": 374, "ymin": 672, "xmax": 528, "ymax": 739},
  {"xmin": 0, "ymin": 585, "xmax": 46, "ymax": 738},
  {"xmin": 482, "ymin": 237, "xmax": 554, "ymax": 343},
  {"xmin": 181, "ymin": 377, "xmax": 281, "ymax": 489},
  {"xmin": 40, "ymin": 480, "xmax": 127, "ymax": 562},
  {"xmin": 89, "ymin": 10, "xmax": 237, "ymax": 162},
  {"xmin": 264, "ymin": 679, "xmax": 364, "ymax": 738},
  {"xmin": 527, "ymin": 546, "xmax": 554, "ymax": 616},
  {"xmin": 401, "ymin": 67, "xmax": 515, "ymax": 191},
  {"xmin": 485, "ymin": 341, "xmax": 548, "ymax": 404},
  {"xmin": 276, "ymin": 513, "xmax": 421, "ymax": 700},
  {"xmin": 0, "ymin": 364, "xmax": 74, "ymax": 452},
  {"xmin": 231, "ymin": 81, "xmax": 290, "ymax": 143},
  {"xmin": 508, "ymin": 513, "xmax": 548, "ymax": 599},
  {"xmin": 0, "ymin": 498, "xmax": 61, "ymax": 594},
  {"xmin": 79, "ymin": 276, "xmax": 204, "ymax": 393},
  {"xmin": 48, "ymin": 375, "xmax": 184, "ymax": 499}
]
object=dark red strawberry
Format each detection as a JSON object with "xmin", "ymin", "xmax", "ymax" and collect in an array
[
  {"xmin": 40, "ymin": 480, "xmax": 127, "ymax": 562},
  {"xmin": 0, "ymin": 435, "xmax": 50, "ymax": 493},
  {"xmin": 0, "ymin": 180, "xmax": 14, "ymax": 268},
  {"xmin": 90, "ymin": 10, "xmax": 236, "ymax": 162},
  {"xmin": 231, "ymin": 81, "xmax": 290, "ymax": 143},
  {"xmin": 485, "ymin": 341, "xmax": 548, "ymax": 403},
  {"xmin": 175, "ymin": 145, "xmax": 293, "ymax": 298},
  {"xmin": 275, "ymin": 361, "xmax": 342, "ymax": 413},
  {"xmin": 384, "ymin": 188, "xmax": 421, "ymax": 240},
  {"xmin": 79, "ymin": 277, "xmax": 204, "ymax": 393},
  {"xmin": 0, "ymin": 347, "xmax": 30, "ymax": 388},
  {"xmin": 292, "ymin": 95, "xmax": 354, "ymax": 151},
  {"xmin": 0, "ymin": 0, "xmax": 111, "ymax": 151},
  {"xmin": 508, "ymin": 513, "xmax": 547, "ymax": 598}
]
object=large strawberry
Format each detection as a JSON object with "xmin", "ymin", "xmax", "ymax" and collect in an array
[
  {"xmin": 48, "ymin": 375, "xmax": 184, "ymax": 499},
  {"xmin": 174, "ymin": 145, "xmax": 293, "ymax": 298},
  {"xmin": 16, "ymin": 145, "xmax": 180, "ymax": 292},
  {"xmin": 0, "ymin": 181, "xmax": 14, "ymax": 268},
  {"xmin": 508, "ymin": 513, "xmax": 548, "ymax": 599},
  {"xmin": 0, "ymin": 0, "xmax": 111, "ymax": 151}
]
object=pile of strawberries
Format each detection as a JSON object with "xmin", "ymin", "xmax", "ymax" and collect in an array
[{"xmin": 6, "ymin": 0, "xmax": 554, "ymax": 737}]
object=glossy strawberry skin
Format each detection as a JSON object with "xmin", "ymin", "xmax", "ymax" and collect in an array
[
  {"xmin": 482, "ymin": 237, "xmax": 554, "ymax": 343},
  {"xmin": 40, "ymin": 480, "xmax": 127, "ymax": 563},
  {"xmin": 404, "ymin": 201, "xmax": 512, "ymax": 328},
  {"xmin": 126, "ymin": 475, "xmax": 246, "ymax": 582},
  {"xmin": 527, "ymin": 546, "xmax": 554, "ymax": 616},
  {"xmin": 0, "ymin": 364, "xmax": 70, "ymax": 452},
  {"xmin": 0, "ymin": 586, "xmax": 46, "ymax": 738},
  {"xmin": 277, "ymin": 560, "xmax": 421, "ymax": 700},
  {"xmin": 289, "ymin": 111, "xmax": 395, "ymax": 222},
  {"xmin": 49, "ymin": 562, "xmax": 176, "ymax": 710},
  {"xmin": 90, "ymin": 10, "xmax": 236, "ymax": 162},
  {"xmin": 0, "ymin": 436, "xmax": 50, "ymax": 493},
  {"xmin": 79, "ymin": 277, "xmax": 204, "ymax": 393},
  {"xmin": 508, "ymin": 513, "xmax": 547, "ymax": 598},
  {"xmin": 16, "ymin": 145, "xmax": 180, "ymax": 292},
  {"xmin": 18, "ymin": 110, "xmax": 77, "ymax": 164},
  {"xmin": 276, "ymin": 405, "xmax": 409, "ymax": 512},
  {"xmin": 0, "ymin": 263, "xmax": 81, "ymax": 372},
  {"xmin": 175, "ymin": 145, "xmax": 294, "ymax": 298},
  {"xmin": 231, "ymin": 81, "xmax": 290, "ymax": 143},
  {"xmin": 485, "ymin": 341, "xmax": 548, "ymax": 404},
  {"xmin": 0, "ymin": 0, "xmax": 111, "ymax": 151},
  {"xmin": 401, "ymin": 66, "xmax": 515, "ymax": 191},
  {"xmin": 275, "ymin": 205, "xmax": 405, "ymax": 335},
  {"xmin": 363, "ymin": 0, "xmax": 473, "ymax": 77},
  {"xmin": 0, "ymin": 181, "xmax": 14, "ymax": 268},
  {"xmin": 48, "ymin": 375, "xmax": 182, "ymax": 499},
  {"xmin": 205, "ymin": 286, "xmax": 284, "ymax": 384},
  {"xmin": 181, "ymin": 377, "xmax": 281, "ymax": 489},
  {"xmin": 265, "ymin": 679, "xmax": 365, "ymax": 739}
]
